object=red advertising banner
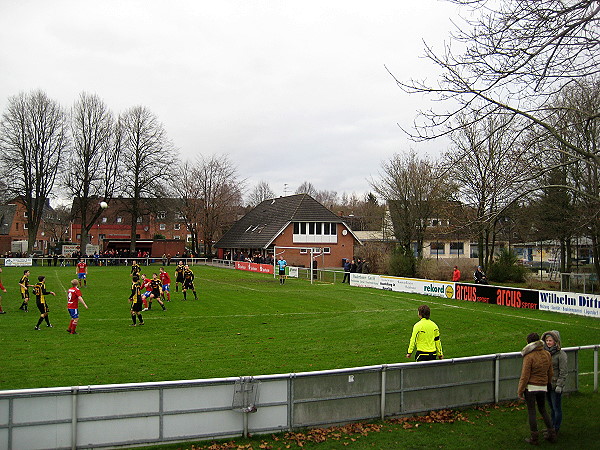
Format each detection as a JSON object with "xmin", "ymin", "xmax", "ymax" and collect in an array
[
  {"xmin": 454, "ymin": 283, "xmax": 539, "ymax": 309},
  {"xmin": 235, "ymin": 261, "xmax": 274, "ymax": 274}
]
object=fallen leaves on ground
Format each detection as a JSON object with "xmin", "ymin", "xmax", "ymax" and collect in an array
[{"xmin": 178, "ymin": 403, "xmax": 516, "ymax": 449}]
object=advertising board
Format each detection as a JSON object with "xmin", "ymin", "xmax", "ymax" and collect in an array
[
  {"xmin": 539, "ymin": 290, "xmax": 600, "ymax": 318},
  {"xmin": 454, "ymin": 283, "xmax": 539, "ymax": 309},
  {"xmin": 381, "ymin": 276, "xmax": 455, "ymax": 298},
  {"xmin": 350, "ymin": 273, "xmax": 381, "ymax": 289},
  {"xmin": 234, "ymin": 261, "xmax": 274, "ymax": 274},
  {"xmin": 5, "ymin": 258, "xmax": 33, "ymax": 267}
]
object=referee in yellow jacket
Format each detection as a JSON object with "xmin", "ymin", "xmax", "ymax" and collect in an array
[{"xmin": 406, "ymin": 304, "xmax": 444, "ymax": 361}]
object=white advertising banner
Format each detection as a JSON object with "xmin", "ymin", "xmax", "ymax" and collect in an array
[
  {"xmin": 350, "ymin": 273, "xmax": 381, "ymax": 289},
  {"xmin": 539, "ymin": 290, "xmax": 600, "ymax": 318},
  {"xmin": 5, "ymin": 258, "xmax": 33, "ymax": 267},
  {"xmin": 62, "ymin": 244, "xmax": 81, "ymax": 256},
  {"xmin": 288, "ymin": 266, "xmax": 299, "ymax": 278},
  {"xmin": 350, "ymin": 273, "xmax": 455, "ymax": 298},
  {"xmin": 381, "ymin": 276, "xmax": 455, "ymax": 298}
]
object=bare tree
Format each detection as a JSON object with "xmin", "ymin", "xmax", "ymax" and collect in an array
[
  {"xmin": 371, "ymin": 151, "xmax": 452, "ymax": 269},
  {"xmin": 446, "ymin": 112, "xmax": 532, "ymax": 268},
  {"xmin": 41, "ymin": 204, "xmax": 72, "ymax": 248},
  {"xmin": 173, "ymin": 160, "xmax": 204, "ymax": 255},
  {"xmin": 119, "ymin": 106, "xmax": 176, "ymax": 254},
  {"xmin": 175, "ymin": 155, "xmax": 243, "ymax": 256},
  {"xmin": 314, "ymin": 189, "xmax": 338, "ymax": 208},
  {"xmin": 394, "ymin": 0, "xmax": 600, "ymax": 171},
  {"xmin": 295, "ymin": 181, "xmax": 317, "ymax": 197},
  {"xmin": 64, "ymin": 92, "xmax": 120, "ymax": 253},
  {"xmin": 247, "ymin": 180, "xmax": 275, "ymax": 207},
  {"xmin": 196, "ymin": 155, "xmax": 243, "ymax": 256},
  {"xmin": 0, "ymin": 90, "xmax": 69, "ymax": 253},
  {"xmin": 554, "ymin": 78, "xmax": 600, "ymax": 279}
]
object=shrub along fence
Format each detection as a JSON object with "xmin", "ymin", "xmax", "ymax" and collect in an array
[{"xmin": 0, "ymin": 346, "xmax": 597, "ymax": 450}]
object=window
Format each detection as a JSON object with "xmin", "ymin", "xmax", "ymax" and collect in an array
[
  {"xmin": 323, "ymin": 247, "xmax": 331, "ymax": 254},
  {"xmin": 174, "ymin": 223, "xmax": 181, "ymax": 230},
  {"xmin": 450, "ymin": 242, "xmax": 464, "ymax": 255},
  {"xmin": 309, "ymin": 222, "xmax": 315, "ymax": 234},
  {"xmin": 300, "ymin": 248, "xmax": 308, "ymax": 254},
  {"xmin": 137, "ymin": 216, "xmax": 143, "ymax": 223},
  {"xmin": 23, "ymin": 211, "xmax": 28, "ymax": 218},
  {"xmin": 76, "ymin": 234, "xmax": 81, "ymax": 240},
  {"xmin": 430, "ymin": 242, "xmax": 445, "ymax": 255},
  {"xmin": 173, "ymin": 235, "xmax": 181, "ymax": 240},
  {"xmin": 23, "ymin": 223, "xmax": 28, "ymax": 230},
  {"xmin": 294, "ymin": 223, "xmax": 300, "ymax": 234},
  {"xmin": 101, "ymin": 217, "xmax": 107, "ymax": 223},
  {"xmin": 157, "ymin": 211, "xmax": 166, "ymax": 219},
  {"xmin": 176, "ymin": 213, "xmax": 185, "ymax": 220},
  {"xmin": 159, "ymin": 224, "xmax": 166, "ymax": 231},
  {"xmin": 315, "ymin": 222, "xmax": 322, "ymax": 235},
  {"xmin": 116, "ymin": 217, "xmax": 123, "ymax": 223},
  {"xmin": 300, "ymin": 222, "xmax": 306, "ymax": 234},
  {"xmin": 470, "ymin": 244, "xmax": 479, "ymax": 259}
]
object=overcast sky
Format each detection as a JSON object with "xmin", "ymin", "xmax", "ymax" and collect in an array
[{"xmin": 0, "ymin": 0, "xmax": 459, "ymax": 202}]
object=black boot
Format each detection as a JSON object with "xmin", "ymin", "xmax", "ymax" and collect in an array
[{"xmin": 525, "ymin": 431, "xmax": 539, "ymax": 445}]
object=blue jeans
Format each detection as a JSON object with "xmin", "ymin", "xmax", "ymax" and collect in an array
[{"xmin": 547, "ymin": 389, "xmax": 562, "ymax": 431}]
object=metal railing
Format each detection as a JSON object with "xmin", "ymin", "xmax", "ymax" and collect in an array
[
  {"xmin": 0, "ymin": 257, "xmax": 208, "ymax": 268},
  {"xmin": 0, "ymin": 345, "xmax": 596, "ymax": 450}
]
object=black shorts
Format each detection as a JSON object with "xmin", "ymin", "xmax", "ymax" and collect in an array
[
  {"xmin": 150, "ymin": 289, "xmax": 161, "ymax": 298},
  {"xmin": 279, "ymin": 268, "xmax": 285, "ymax": 276},
  {"xmin": 21, "ymin": 291, "xmax": 29, "ymax": 300},
  {"xmin": 176, "ymin": 274, "xmax": 184, "ymax": 283},
  {"xmin": 131, "ymin": 298, "xmax": 143, "ymax": 312},
  {"xmin": 36, "ymin": 301, "xmax": 49, "ymax": 314},
  {"xmin": 415, "ymin": 351, "xmax": 437, "ymax": 362},
  {"xmin": 183, "ymin": 280, "xmax": 194, "ymax": 290}
]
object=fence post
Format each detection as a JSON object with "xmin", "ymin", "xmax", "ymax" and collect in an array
[
  {"xmin": 71, "ymin": 387, "xmax": 78, "ymax": 450},
  {"xmin": 595, "ymin": 346, "xmax": 598, "ymax": 393},
  {"xmin": 494, "ymin": 355, "xmax": 500, "ymax": 403},
  {"xmin": 380, "ymin": 366, "xmax": 387, "ymax": 420}
]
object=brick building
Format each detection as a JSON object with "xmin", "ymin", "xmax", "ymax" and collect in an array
[{"xmin": 214, "ymin": 194, "xmax": 361, "ymax": 268}]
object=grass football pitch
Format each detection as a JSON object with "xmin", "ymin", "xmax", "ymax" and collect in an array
[{"xmin": 0, "ymin": 264, "xmax": 599, "ymax": 392}]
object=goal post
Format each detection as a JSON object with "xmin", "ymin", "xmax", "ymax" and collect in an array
[{"xmin": 273, "ymin": 246, "xmax": 322, "ymax": 284}]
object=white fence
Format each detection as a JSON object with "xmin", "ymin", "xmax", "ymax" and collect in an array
[{"xmin": 0, "ymin": 346, "xmax": 597, "ymax": 450}]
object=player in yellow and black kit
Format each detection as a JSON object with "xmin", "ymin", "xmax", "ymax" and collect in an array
[
  {"xmin": 19, "ymin": 269, "xmax": 31, "ymax": 312},
  {"xmin": 174, "ymin": 261, "xmax": 185, "ymax": 292},
  {"xmin": 182, "ymin": 265, "xmax": 198, "ymax": 300},
  {"xmin": 130, "ymin": 261, "xmax": 141, "ymax": 278},
  {"xmin": 129, "ymin": 275, "xmax": 144, "ymax": 326},
  {"xmin": 33, "ymin": 275, "xmax": 56, "ymax": 330},
  {"xmin": 148, "ymin": 273, "xmax": 167, "ymax": 311}
]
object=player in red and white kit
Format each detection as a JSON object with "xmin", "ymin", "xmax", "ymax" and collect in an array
[
  {"xmin": 67, "ymin": 279, "xmax": 88, "ymax": 334},
  {"xmin": 140, "ymin": 274, "xmax": 152, "ymax": 310},
  {"xmin": 159, "ymin": 267, "xmax": 171, "ymax": 302},
  {"xmin": 76, "ymin": 259, "xmax": 88, "ymax": 287}
]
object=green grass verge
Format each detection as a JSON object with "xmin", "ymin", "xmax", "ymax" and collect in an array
[{"xmin": 0, "ymin": 264, "xmax": 598, "ymax": 391}]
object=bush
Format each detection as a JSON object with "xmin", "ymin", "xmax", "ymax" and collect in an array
[
  {"xmin": 389, "ymin": 248, "xmax": 417, "ymax": 277},
  {"xmin": 487, "ymin": 249, "xmax": 528, "ymax": 283}
]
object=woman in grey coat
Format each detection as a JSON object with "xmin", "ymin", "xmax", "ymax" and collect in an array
[{"xmin": 542, "ymin": 330, "xmax": 567, "ymax": 434}]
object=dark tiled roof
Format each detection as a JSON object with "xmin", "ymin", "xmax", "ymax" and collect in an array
[
  {"xmin": 215, "ymin": 194, "xmax": 345, "ymax": 249},
  {"xmin": 0, "ymin": 204, "xmax": 16, "ymax": 235}
]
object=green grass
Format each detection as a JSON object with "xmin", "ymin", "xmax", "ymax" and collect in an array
[{"xmin": 0, "ymin": 264, "xmax": 598, "ymax": 393}]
